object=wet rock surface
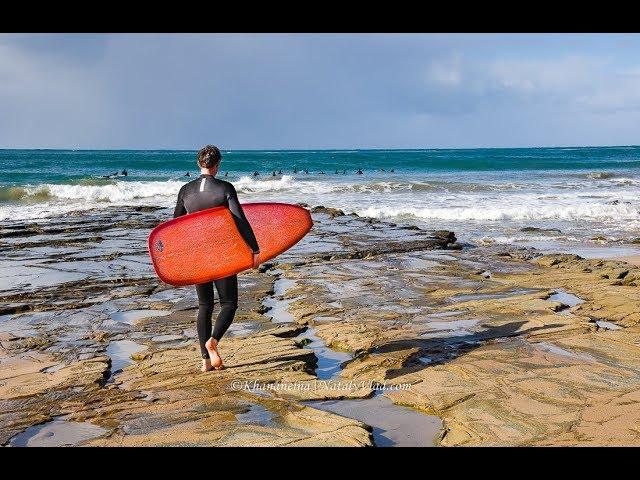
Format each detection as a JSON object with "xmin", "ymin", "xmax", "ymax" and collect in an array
[{"xmin": 2, "ymin": 204, "xmax": 639, "ymax": 446}]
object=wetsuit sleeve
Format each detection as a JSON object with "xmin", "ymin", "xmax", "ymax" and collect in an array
[
  {"xmin": 226, "ymin": 184, "xmax": 260, "ymax": 253},
  {"xmin": 173, "ymin": 186, "xmax": 187, "ymax": 218}
]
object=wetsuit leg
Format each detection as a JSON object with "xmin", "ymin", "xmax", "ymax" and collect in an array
[
  {"xmin": 195, "ymin": 281, "xmax": 215, "ymax": 359},
  {"xmin": 211, "ymin": 275, "xmax": 238, "ymax": 341}
]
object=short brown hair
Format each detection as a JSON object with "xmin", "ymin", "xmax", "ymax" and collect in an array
[{"xmin": 197, "ymin": 145, "xmax": 222, "ymax": 169}]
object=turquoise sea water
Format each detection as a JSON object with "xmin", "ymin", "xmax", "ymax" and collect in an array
[
  {"xmin": 2, "ymin": 147, "xmax": 640, "ymax": 186},
  {"xmin": 1, "ymin": 147, "xmax": 639, "ymax": 248}
]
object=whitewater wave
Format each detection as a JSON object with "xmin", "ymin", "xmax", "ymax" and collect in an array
[
  {"xmin": 4, "ymin": 173, "xmax": 639, "ymax": 205},
  {"xmin": 2, "ymin": 181, "xmax": 184, "ymax": 203},
  {"xmin": 233, "ymin": 175, "xmax": 413, "ymax": 194},
  {"xmin": 358, "ymin": 202, "xmax": 640, "ymax": 222}
]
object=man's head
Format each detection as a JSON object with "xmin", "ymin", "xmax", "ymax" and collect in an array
[{"xmin": 197, "ymin": 145, "xmax": 222, "ymax": 170}]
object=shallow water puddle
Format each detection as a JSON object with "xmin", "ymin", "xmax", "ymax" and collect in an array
[
  {"xmin": 0, "ymin": 264, "xmax": 87, "ymax": 291},
  {"xmin": 262, "ymin": 273, "xmax": 302, "ymax": 323},
  {"xmin": 110, "ymin": 309, "xmax": 170, "ymax": 325},
  {"xmin": 378, "ymin": 304, "xmax": 424, "ymax": 314},
  {"xmin": 106, "ymin": 339, "xmax": 147, "ymax": 373},
  {"xmin": 226, "ymin": 321, "xmax": 259, "ymax": 337},
  {"xmin": 307, "ymin": 392, "xmax": 442, "ymax": 447},
  {"xmin": 264, "ymin": 270, "xmax": 444, "ymax": 443},
  {"xmin": 9, "ymin": 420, "xmax": 108, "ymax": 447},
  {"xmin": 537, "ymin": 342, "xmax": 595, "ymax": 362},
  {"xmin": 296, "ymin": 327, "xmax": 352, "ymax": 380},
  {"xmin": 595, "ymin": 320, "xmax": 622, "ymax": 331},
  {"xmin": 263, "ymin": 295, "xmax": 302, "ymax": 324},
  {"xmin": 419, "ymin": 317, "xmax": 482, "ymax": 340},
  {"xmin": 235, "ymin": 403, "xmax": 277, "ymax": 426},
  {"xmin": 548, "ymin": 290, "xmax": 584, "ymax": 308},
  {"xmin": 448, "ymin": 288, "xmax": 539, "ymax": 303},
  {"xmin": 398, "ymin": 256, "xmax": 442, "ymax": 271}
]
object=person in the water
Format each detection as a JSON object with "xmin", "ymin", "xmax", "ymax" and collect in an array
[
  {"xmin": 293, "ymin": 167, "xmax": 298, "ymax": 173},
  {"xmin": 184, "ymin": 172, "xmax": 191, "ymax": 177},
  {"xmin": 304, "ymin": 169, "xmax": 309, "ymax": 174},
  {"xmin": 272, "ymin": 171, "xmax": 276, "ymax": 176},
  {"xmin": 173, "ymin": 145, "xmax": 260, "ymax": 373},
  {"xmin": 224, "ymin": 172, "xmax": 228, "ymax": 177},
  {"xmin": 253, "ymin": 171, "xmax": 260, "ymax": 177},
  {"xmin": 278, "ymin": 169, "xmax": 282, "ymax": 174},
  {"xmin": 121, "ymin": 169, "xmax": 128, "ymax": 176},
  {"xmin": 356, "ymin": 168, "xmax": 363, "ymax": 175}
]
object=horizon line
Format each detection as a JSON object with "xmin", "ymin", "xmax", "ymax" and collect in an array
[{"xmin": 1, "ymin": 144, "xmax": 639, "ymax": 152}]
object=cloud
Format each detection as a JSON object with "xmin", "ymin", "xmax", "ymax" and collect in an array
[{"xmin": 0, "ymin": 34, "xmax": 639, "ymax": 149}]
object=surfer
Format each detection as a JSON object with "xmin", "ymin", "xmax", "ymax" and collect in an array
[
  {"xmin": 184, "ymin": 172, "xmax": 191, "ymax": 177},
  {"xmin": 272, "ymin": 171, "xmax": 276, "ymax": 177},
  {"xmin": 224, "ymin": 172, "xmax": 228, "ymax": 177},
  {"xmin": 356, "ymin": 168, "xmax": 363, "ymax": 175},
  {"xmin": 173, "ymin": 145, "xmax": 261, "ymax": 373},
  {"xmin": 293, "ymin": 167, "xmax": 298, "ymax": 173},
  {"xmin": 253, "ymin": 171, "xmax": 260, "ymax": 177},
  {"xmin": 278, "ymin": 169, "xmax": 282, "ymax": 174},
  {"xmin": 121, "ymin": 169, "xmax": 128, "ymax": 177}
]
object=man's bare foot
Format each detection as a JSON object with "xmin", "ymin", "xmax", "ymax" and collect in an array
[
  {"xmin": 205, "ymin": 338, "xmax": 223, "ymax": 369},
  {"xmin": 201, "ymin": 358, "xmax": 213, "ymax": 373}
]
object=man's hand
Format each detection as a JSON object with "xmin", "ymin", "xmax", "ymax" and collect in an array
[{"xmin": 252, "ymin": 252, "xmax": 261, "ymax": 269}]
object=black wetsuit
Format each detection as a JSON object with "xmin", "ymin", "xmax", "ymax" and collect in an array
[{"xmin": 173, "ymin": 174, "xmax": 260, "ymax": 359}]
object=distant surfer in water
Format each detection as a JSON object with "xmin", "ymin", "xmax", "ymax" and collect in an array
[
  {"xmin": 253, "ymin": 171, "xmax": 260, "ymax": 177},
  {"xmin": 121, "ymin": 169, "xmax": 128, "ymax": 177},
  {"xmin": 356, "ymin": 168, "xmax": 363, "ymax": 175},
  {"xmin": 173, "ymin": 145, "xmax": 261, "ymax": 373}
]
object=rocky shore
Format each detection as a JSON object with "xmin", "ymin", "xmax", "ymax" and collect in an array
[{"xmin": 1, "ymin": 204, "xmax": 639, "ymax": 446}]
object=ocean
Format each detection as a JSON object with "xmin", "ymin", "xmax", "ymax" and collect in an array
[{"xmin": 2, "ymin": 147, "xmax": 640, "ymax": 250}]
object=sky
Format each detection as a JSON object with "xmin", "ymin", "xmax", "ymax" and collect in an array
[{"xmin": 1, "ymin": 33, "xmax": 639, "ymax": 150}]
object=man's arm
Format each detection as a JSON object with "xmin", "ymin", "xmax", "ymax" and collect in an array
[
  {"xmin": 226, "ymin": 184, "xmax": 260, "ymax": 253},
  {"xmin": 173, "ymin": 186, "xmax": 187, "ymax": 218}
]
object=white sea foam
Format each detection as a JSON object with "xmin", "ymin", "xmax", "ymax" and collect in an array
[
  {"xmin": 0, "ymin": 181, "xmax": 184, "ymax": 221},
  {"xmin": 357, "ymin": 201, "xmax": 640, "ymax": 222},
  {"xmin": 2, "ymin": 174, "xmax": 640, "ymax": 245},
  {"xmin": 23, "ymin": 180, "xmax": 184, "ymax": 202}
]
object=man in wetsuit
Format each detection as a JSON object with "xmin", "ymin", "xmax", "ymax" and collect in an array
[{"xmin": 173, "ymin": 145, "xmax": 261, "ymax": 372}]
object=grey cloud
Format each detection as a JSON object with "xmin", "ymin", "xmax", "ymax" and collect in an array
[{"xmin": 0, "ymin": 33, "xmax": 639, "ymax": 149}]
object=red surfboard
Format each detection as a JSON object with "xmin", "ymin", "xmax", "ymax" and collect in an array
[{"xmin": 148, "ymin": 202, "xmax": 312, "ymax": 286}]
